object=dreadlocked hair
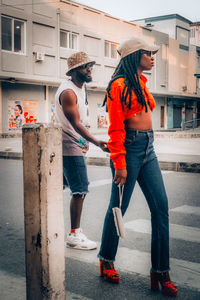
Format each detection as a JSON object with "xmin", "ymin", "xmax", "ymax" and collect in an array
[{"xmin": 102, "ymin": 50, "xmax": 148, "ymax": 112}]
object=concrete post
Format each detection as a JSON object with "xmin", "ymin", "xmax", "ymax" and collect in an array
[{"xmin": 22, "ymin": 123, "xmax": 65, "ymax": 300}]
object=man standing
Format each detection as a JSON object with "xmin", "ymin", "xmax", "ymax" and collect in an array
[{"xmin": 55, "ymin": 52, "xmax": 108, "ymax": 250}]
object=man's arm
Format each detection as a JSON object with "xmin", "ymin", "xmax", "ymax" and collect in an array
[{"xmin": 60, "ymin": 89, "xmax": 108, "ymax": 151}]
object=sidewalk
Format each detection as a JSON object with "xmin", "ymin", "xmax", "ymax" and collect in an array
[{"xmin": 0, "ymin": 130, "xmax": 200, "ymax": 172}]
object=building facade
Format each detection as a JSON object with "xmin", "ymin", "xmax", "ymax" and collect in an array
[
  {"xmin": 133, "ymin": 14, "xmax": 200, "ymax": 129},
  {"xmin": 190, "ymin": 21, "xmax": 200, "ymax": 124},
  {"xmin": 0, "ymin": 1, "xmax": 200, "ymax": 133}
]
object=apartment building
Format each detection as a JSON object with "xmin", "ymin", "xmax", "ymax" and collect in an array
[
  {"xmin": 190, "ymin": 21, "xmax": 200, "ymax": 111},
  {"xmin": 133, "ymin": 14, "xmax": 200, "ymax": 128},
  {"xmin": 0, "ymin": 1, "xmax": 199, "ymax": 133}
]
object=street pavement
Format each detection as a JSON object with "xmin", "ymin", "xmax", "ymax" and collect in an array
[
  {"xmin": 0, "ymin": 161, "xmax": 200, "ymax": 299},
  {"xmin": 0, "ymin": 129, "xmax": 200, "ymax": 172}
]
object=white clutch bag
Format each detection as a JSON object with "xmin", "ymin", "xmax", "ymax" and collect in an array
[{"xmin": 112, "ymin": 185, "xmax": 125, "ymax": 238}]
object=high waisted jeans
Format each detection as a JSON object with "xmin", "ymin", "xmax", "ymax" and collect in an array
[{"xmin": 98, "ymin": 129, "xmax": 169, "ymax": 272}]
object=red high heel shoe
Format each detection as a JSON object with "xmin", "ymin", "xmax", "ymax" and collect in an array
[
  {"xmin": 100, "ymin": 260, "xmax": 120, "ymax": 283},
  {"xmin": 150, "ymin": 271, "xmax": 178, "ymax": 297}
]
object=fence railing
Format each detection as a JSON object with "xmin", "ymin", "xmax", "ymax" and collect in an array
[{"xmin": 182, "ymin": 118, "xmax": 200, "ymax": 130}]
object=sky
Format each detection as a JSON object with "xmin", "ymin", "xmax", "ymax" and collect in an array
[{"xmin": 77, "ymin": 0, "xmax": 200, "ymax": 23}]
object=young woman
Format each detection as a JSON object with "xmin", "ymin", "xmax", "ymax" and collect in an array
[{"xmin": 98, "ymin": 36, "xmax": 178, "ymax": 297}]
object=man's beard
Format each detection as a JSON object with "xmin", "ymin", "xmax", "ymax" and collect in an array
[{"xmin": 77, "ymin": 71, "xmax": 92, "ymax": 83}]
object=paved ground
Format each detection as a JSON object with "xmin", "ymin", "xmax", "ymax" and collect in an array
[
  {"xmin": 0, "ymin": 161, "xmax": 200, "ymax": 299},
  {"xmin": 1, "ymin": 129, "xmax": 200, "ymax": 172}
]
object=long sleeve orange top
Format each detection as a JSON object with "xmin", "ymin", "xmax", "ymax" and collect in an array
[{"xmin": 107, "ymin": 75, "xmax": 156, "ymax": 169}]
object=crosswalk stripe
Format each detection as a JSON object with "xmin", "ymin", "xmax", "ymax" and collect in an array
[
  {"xmin": 170, "ymin": 205, "xmax": 200, "ymax": 216},
  {"xmin": 89, "ymin": 178, "xmax": 112, "ymax": 187},
  {"xmin": 89, "ymin": 171, "xmax": 172, "ymax": 188},
  {"xmin": 65, "ymin": 244, "xmax": 200, "ymax": 291},
  {"xmin": 124, "ymin": 219, "xmax": 200, "ymax": 243},
  {"xmin": 66, "ymin": 291, "xmax": 92, "ymax": 300}
]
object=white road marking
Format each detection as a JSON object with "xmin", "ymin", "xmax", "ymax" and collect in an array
[
  {"xmin": 89, "ymin": 171, "xmax": 172, "ymax": 188},
  {"xmin": 124, "ymin": 219, "xmax": 200, "ymax": 243},
  {"xmin": 161, "ymin": 170, "xmax": 174, "ymax": 174},
  {"xmin": 66, "ymin": 291, "xmax": 92, "ymax": 300},
  {"xmin": 170, "ymin": 205, "xmax": 200, "ymax": 216},
  {"xmin": 0, "ymin": 270, "xmax": 26, "ymax": 299},
  {"xmin": 0, "ymin": 270, "xmax": 92, "ymax": 300},
  {"xmin": 65, "ymin": 244, "xmax": 200, "ymax": 291},
  {"xmin": 89, "ymin": 179, "xmax": 112, "ymax": 187}
]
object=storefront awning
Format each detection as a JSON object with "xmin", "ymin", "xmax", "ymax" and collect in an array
[{"xmin": 194, "ymin": 73, "xmax": 200, "ymax": 78}]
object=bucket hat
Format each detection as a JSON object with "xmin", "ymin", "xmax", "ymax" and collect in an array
[
  {"xmin": 66, "ymin": 51, "xmax": 96, "ymax": 76},
  {"xmin": 117, "ymin": 36, "xmax": 159, "ymax": 59}
]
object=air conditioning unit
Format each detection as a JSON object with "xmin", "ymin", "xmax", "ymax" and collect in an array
[{"xmin": 35, "ymin": 52, "xmax": 45, "ymax": 62}]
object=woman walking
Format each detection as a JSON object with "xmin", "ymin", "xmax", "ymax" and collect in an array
[{"xmin": 98, "ymin": 36, "xmax": 178, "ymax": 297}]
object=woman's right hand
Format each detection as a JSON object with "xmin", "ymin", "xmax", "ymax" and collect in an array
[{"xmin": 113, "ymin": 168, "xmax": 127, "ymax": 186}]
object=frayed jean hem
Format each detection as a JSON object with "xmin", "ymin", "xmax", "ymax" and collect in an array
[
  {"xmin": 70, "ymin": 191, "xmax": 89, "ymax": 196},
  {"xmin": 151, "ymin": 267, "xmax": 170, "ymax": 273},
  {"xmin": 97, "ymin": 254, "xmax": 115, "ymax": 263}
]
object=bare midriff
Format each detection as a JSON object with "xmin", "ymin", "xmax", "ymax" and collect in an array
[{"xmin": 124, "ymin": 105, "xmax": 152, "ymax": 131}]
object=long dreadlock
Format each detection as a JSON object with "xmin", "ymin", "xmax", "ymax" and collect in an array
[{"xmin": 102, "ymin": 50, "xmax": 148, "ymax": 112}]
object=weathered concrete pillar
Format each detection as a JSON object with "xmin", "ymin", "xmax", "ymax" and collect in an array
[{"xmin": 22, "ymin": 123, "xmax": 65, "ymax": 300}]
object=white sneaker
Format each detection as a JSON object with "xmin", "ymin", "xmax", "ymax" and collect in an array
[{"xmin": 66, "ymin": 228, "xmax": 97, "ymax": 250}]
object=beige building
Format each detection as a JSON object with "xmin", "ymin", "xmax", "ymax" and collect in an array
[
  {"xmin": 190, "ymin": 21, "xmax": 200, "ymax": 109},
  {"xmin": 133, "ymin": 14, "xmax": 200, "ymax": 128},
  {"xmin": 0, "ymin": 1, "xmax": 200, "ymax": 133}
]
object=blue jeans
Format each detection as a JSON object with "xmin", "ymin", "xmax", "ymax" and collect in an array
[{"xmin": 98, "ymin": 129, "xmax": 169, "ymax": 272}]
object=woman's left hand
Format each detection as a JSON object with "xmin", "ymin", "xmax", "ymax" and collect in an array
[{"xmin": 114, "ymin": 168, "xmax": 127, "ymax": 186}]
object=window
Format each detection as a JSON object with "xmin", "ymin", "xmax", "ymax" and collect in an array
[
  {"xmin": 190, "ymin": 28, "xmax": 195, "ymax": 38},
  {"xmin": 104, "ymin": 41, "xmax": 118, "ymax": 59},
  {"xmin": 1, "ymin": 16, "xmax": 25, "ymax": 53},
  {"xmin": 60, "ymin": 30, "xmax": 78, "ymax": 50},
  {"xmin": 176, "ymin": 26, "xmax": 189, "ymax": 47}
]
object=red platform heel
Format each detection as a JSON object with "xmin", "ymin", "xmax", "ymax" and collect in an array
[
  {"xmin": 100, "ymin": 260, "xmax": 120, "ymax": 283},
  {"xmin": 150, "ymin": 271, "xmax": 178, "ymax": 297}
]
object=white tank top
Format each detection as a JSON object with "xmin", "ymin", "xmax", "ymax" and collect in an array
[{"xmin": 55, "ymin": 79, "xmax": 89, "ymax": 156}]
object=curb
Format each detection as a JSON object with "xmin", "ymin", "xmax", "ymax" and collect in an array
[
  {"xmin": 1, "ymin": 131, "xmax": 200, "ymax": 139},
  {"xmin": 158, "ymin": 161, "xmax": 200, "ymax": 173},
  {"xmin": 0, "ymin": 153, "xmax": 200, "ymax": 173},
  {"xmin": 85, "ymin": 157, "xmax": 200, "ymax": 173},
  {"xmin": 154, "ymin": 133, "xmax": 200, "ymax": 139},
  {"xmin": 0, "ymin": 151, "xmax": 22, "ymax": 160}
]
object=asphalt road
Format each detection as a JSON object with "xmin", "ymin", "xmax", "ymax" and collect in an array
[{"xmin": 0, "ymin": 159, "xmax": 200, "ymax": 299}]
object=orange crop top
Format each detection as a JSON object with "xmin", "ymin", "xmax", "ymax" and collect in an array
[{"xmin": 107, "ymin": 74, "xmax": 156, "ymax": 169}]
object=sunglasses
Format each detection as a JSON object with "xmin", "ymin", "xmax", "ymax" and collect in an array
[
  {"xmin": 141, "ymin": 50, "xmax": 154, "ymax": 57},
  {"xmin": 79, "ymin": 62, "xmax": 94, "ymax": 69}
]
